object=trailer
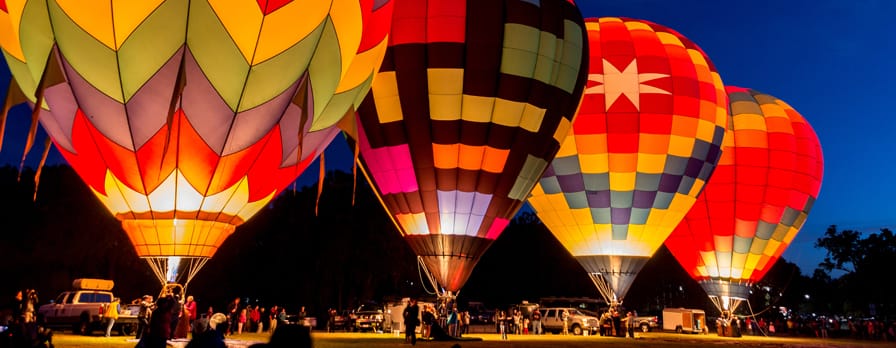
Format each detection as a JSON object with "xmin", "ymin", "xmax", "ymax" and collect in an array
[{"xmin": 662, "ymin": 308, "xmax": 706, "ymax": 334}]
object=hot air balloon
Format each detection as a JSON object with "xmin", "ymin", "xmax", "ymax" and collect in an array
[
  {"xmin": 527, "ymin": 17, "xmax": 728, "ymax": 306},
  {"xmin": 0, "ymin": 0, "xmax": 394, "ymax": 288},
  {"xmin": 664, "ymin": 86, "xmax": 823, "ymax": 314},
  {"xmin": 354, "ymin": 0, "xmax": 588, "ymax": 298}
]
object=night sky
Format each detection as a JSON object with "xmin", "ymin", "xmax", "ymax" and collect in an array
[{"xmin": 1, "ymin": 0, "xmax": 893, "ymax": 276}]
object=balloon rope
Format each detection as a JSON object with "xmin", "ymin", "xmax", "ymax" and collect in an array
[
  {"xmin": 417, "ymin": 256, "xmax": 439, "ymax": 296},
  {"xmin": 355, "ymin": 157, "xmax": 403, "ymax": 233},
  {"xmin": 180, "ymin": 258, "xmax": 208, "ymax": 292},
  {"xmin": 145, "ymin": 258, "xmax": 169, "ymax": 288},
  {"xmin": 746, "ymin": 299, "xmax": 769, "ymax": 337},
  {"xmin": 587, "ymin": 273, "xmax": 615, "ymax": 306}
]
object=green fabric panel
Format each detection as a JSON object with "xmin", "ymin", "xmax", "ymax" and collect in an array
[
  {"xmin": 500, "ymin": 24, "xmax": 538, "ymax": 80},
  {"xmin": 590, "ymin": 207, "xmax": 611, "ymax": 224},
  {"xmin": 564, "ymin": 191, "xmax": 587, "ymax": 209},
  {"xmin": 556, "ymin": 19, "xmax": 584, "ymax": 94},
  {"xmin": 187, "ymin": 0, "xmax": 250, "ymax": 111},
  {"xmin": 509, "ymin": 155, "xmax": 548, "ymax": 200},
  {"xmin": 534, "ymin": 30, "xmax": 558, "ymax": 88},
  {"xmin": 309, "ymin": 72, "xmax": 372, "ymax": 132},
  {"xmin": 747, "ymin": 236, "xmax": 768, "ymax": 255},
  {"xmin": 583, "ymin": 173, "xmax": 610, "ymax": 191},
  {"xmin": 611, "ymin": 224, "xmax": 628, "ymax": 240},
  {"xmin": 19, "ymin": 0, "xmax": 54, "ymax": 98},
  {"xmin": 308, "ymin": 17, "xmax": 342, "ymax": 122},
  {"xmin": 733, "ymin": 235, "xmax": 753, "ymax": 254},
  {"xmin": 240, "ymin": 22, "xmax": 324, "ymax": 112},
  {"xmin": 2, "ymin": 51, "xmax": 38, "ymax": 103},
  {"xmin": 118, "ymin": 0, "xmax": 187, "ymax": 102},
  {"xmin": 610, "ymin": 190, "xmax": 633, "ymax": 209},
  {"xmin": 630, "ymin": 208, "xmax": 649, "ymax": 225},
  {"xmin": 48, "ymin": 1, "xmax": 122, "ymax": 102}
]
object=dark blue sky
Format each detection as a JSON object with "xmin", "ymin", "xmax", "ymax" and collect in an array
[{"xmin": 2, "ymin": 0, "xmax": 892, "ymax": 275}]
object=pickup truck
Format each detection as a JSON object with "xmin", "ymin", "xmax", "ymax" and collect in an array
[{"xmin": 36, "ymin": 279, "xmax": 139, "ymax": 336}]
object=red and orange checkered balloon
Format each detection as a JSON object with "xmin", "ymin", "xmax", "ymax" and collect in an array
[
  {"xmin": 527, "ymin": 17, "xmax": 729, "ymax": 302},
  {"xmin": 664, "ymin": 86, "xmax": 824, "ymax": 307}
]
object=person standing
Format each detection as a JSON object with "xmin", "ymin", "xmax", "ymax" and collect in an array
[
  {"xmin": 135, "ymin": 295, "xmax": 154, "ymax": 340},
  {"xmin": 402, "ymin": 298, "xmax": 420, "ymax": 345},
  {"xmin": 184, "ymin": 296, "xmax": 197, "ymax": 332},
  {"xmin": 269, "ymin": 306, "xmax": 279, "ymax": 333},
  {"xmin": 227, "ymin": 297, "xmax": 241, "ymax": 336},
  {"xmin": 421, "ymin": 305, "xmax": 434, "ymax": 339},
  {"xmin": 498, "ymin": 311, "xmax": 508, "ymax": 340},
  {"xmin": 531, "ymin": 309, "xmax": 542, "ymax": 335},
  {"xmin": 104, "ymin": 297, "xmax": 120, "ymax": 337},
  {"xmin": 297, "ymin": 306, "xmax": 307, "ymax": 327},
  {"xmin": 561, "ymin": 309, "xmax": 570, "ymax": 335},
  {"xmin": 626, "ymin": 311, "xmax": 636, "ymax": 338}
]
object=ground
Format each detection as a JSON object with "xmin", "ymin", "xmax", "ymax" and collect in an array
[{"xmin": 47, "ymin": 331, "xmax": 894, "ymax": 348}]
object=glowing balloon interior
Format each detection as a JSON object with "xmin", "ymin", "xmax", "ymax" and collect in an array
[
  {"xmin": 0, "ymin": 0, "xmax": 394, "ymax": 287},
  {"xmin": 527, "ymin": 17, "xmax": 728, "ymax": 305},
  {"xmin": 664, "ymin": 86, "xmax": 824, "ymax": 313}
]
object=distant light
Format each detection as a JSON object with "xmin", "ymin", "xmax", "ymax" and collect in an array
[{"xmin": 804, "ymin": 294, "xmax": 810, "ymax": 300}]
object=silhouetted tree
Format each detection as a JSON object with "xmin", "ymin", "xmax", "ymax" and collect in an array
[{"xmin": 816, "ymin": 225, "xmax": 896, "ymax": 317}]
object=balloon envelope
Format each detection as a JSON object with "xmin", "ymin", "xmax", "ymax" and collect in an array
[
  {"xmin": 527, "ymin": 17, "xmax": 728, "ymax": 303},
  {"xmin": 355, "ymin": 0, "xmax": 588, "ymax": 293},
  {"xmin": 0, "ymin": 0, "xmax": 393, "ymax": 283},
  {"xmin": 664, "ymin": 86, "xmax": 824, "ymax": 311}
]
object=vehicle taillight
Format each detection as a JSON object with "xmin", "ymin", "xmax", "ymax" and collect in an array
[{"xmin": 99, "ymin": 305, "xmax": 105, "ymax": 315}]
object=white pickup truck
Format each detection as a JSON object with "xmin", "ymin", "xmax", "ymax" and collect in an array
[{"xmin": 36, "ymin": 279, "xmax": 139, "ymax": 335}]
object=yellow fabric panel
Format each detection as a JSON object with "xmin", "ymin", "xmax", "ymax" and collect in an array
[
  {"xmin": 520, "ymin": 103, "xmax": 547, "ymax": 133},
  {"xmin": 146, "ymin": 170, "xmax": 178, "ymax": 212},
  {"xmin": 235, "ymin": 187, "xmax": 274, "ymax": 222},
  {"xmin": 555, "ymin": 130, "xmax": 578, "ymax": 157},
  {"xmin": 623, "ymin": 20, "xmax": 655, "ymax": 32},
  {"xmin": 696, "ymin": 265, "xmax": 708, "ymax": 278},
  {"xmin": 430, "ymin": 94, "xmax": 463, "ymax": 121},
  {"xmin": 572, "ymin": 207, "xmax": 593, "ymax": 226},
  {"xmin": 731, "ymin": 252, "xmax": 748, "ymax": 278},
  {"xmin": 694, "ymin": 116, "xmax": 717, "ymax": 142},
  {"xmin": 336, "ymin": 37, "xmax": 387, "ymax": 93},
  {"xmin": 0, "ymin": 0, "xmax": 25, "ymax": 60},
  {"xmin": 744, "ymin": 253, "xmax": 761, "ymax": 278},
  {"xmin": 210, "ymin": 0, "xmax": 329, "ymax": 64},
  {"xmin": 492, "ymin": 98, "xmax": 525, "ymax": 127},
  {"xmin": 327, "ymin": 0, "xmax": 363, "ymax": 79},
  {"xmin": 687, "ymin": 48, "xmax": 710, "ymax": 70},
  {"xmin": 759, "ymin": 103, "xmax": 787, "ymax": 118},
  {"xmin": 112, "ymin": 0, "xmax": 166, "ymax": 50},
  {"xmin": 553, "ymin": 116, "xmax": 572, "ymax": 144},
  {"xmin": 220, "ymin": 176, "xmax": 252, "ymax": 217},
  {"xmin": 656, "ymin": 31, "xmax": 684, "ymax": 48},
  {"xmin": 732, "ymin": 113, "xmax": 767, "ymax": 131},
  {"xmin": 687, "ymin": 179, "xmax": 705, "ymax": 197},
  {"xmin": 667, "ymin": 134, "xmax": 696, "ymax": 158},
  {"xmin": 636, "ymin": 153, "xmax": 666, "ymax": 174},
  {"xmin": 765, "ymin": 239, "xmax": 782, "ymax": 256},
  {"xmin": 608, "ymin": 171, "xmax": 636, "ymax": 191},
  {"xmin": 458, "ymin": 144, "xmax": 485, "ymax": 171},
  {"xmin": 397, "ymin": 212, "xmax": 428, "ymax": 236},
  {"xmin": 597, "ymin": 17, "xmax": 623, "ymax": 24},
  {"xmin": 530, "ymin": 184, "xmax": 546, "ymax": 197},
  {"xmin": 461, "ymin": 95, "xmax": 496, "ymax": 123},
  {"xmin": 638, "ymin": 134, "xmax": 669, "ymax": 154},
  {"xmin": 56, "ymin": 0, "xmax": 115, "ymax": 49},
  {"xmin": 607, "ymin": 153, "xmax": 636, "ymax": 172},
  {"xmin": 644, "ymin": 207, "xmax": 665, "ymax": 226},
  {"xmin": 372, "ymin": 71, "xmax": 404, "ymax": 123},
  {"xmin": 432, "ymin": 143, "xmax": 460, "ymax": 169},
  {"xmin": 481, "ymin": 146, "xmax": 510, "ymax": 173},
  {"xmin": 428, "ymin": 68, "xmax": 464, "ymax": 93},
  {"xmin": 575, "ymin": 134, "xmax": 608, "ymax": 155},
  {"xmin": 579, "ymin": 153, "xmax": 609, "ymax": 174}
]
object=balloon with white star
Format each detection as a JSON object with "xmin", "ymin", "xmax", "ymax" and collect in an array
[{"xmin": 527, "ymin": 17, "xmax": 728, "ymax": 305}]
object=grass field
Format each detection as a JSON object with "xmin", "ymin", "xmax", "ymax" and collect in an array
[{"xmin": 48, "ymin": 331, "xmax": 894, "ymax": 348}]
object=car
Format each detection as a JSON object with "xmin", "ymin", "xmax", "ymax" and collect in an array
[
  {"xmin": 540, "ymin": 307, "xmax": 600, "ymax": 335},
  {"xmin": 633, "ymin": 314, "xmax": 660, "ymax": 332},
  {"xmin": 352, "ymin": 304, "xmax": 384, "ymax": 332},
  {"xmin": 37, "ymin": 279, "xmax": 138, "ymax": 336}
]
